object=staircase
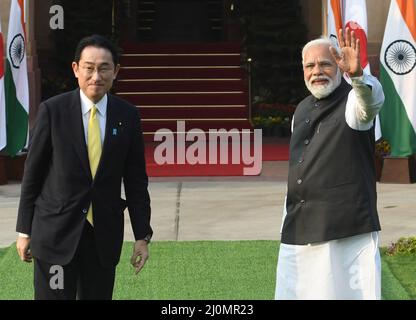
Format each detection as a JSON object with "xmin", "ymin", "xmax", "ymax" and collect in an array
[{"xmin": 115, "ymin": 42, "xmax": 252, "ymax": 141}]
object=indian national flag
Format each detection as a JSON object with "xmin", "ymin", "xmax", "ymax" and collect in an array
[
  {"xmin": 379, "ymin": 0, "xmax": 416, "ymax": 157},
  {"xmin": 327, "ymin": 0, "xmax": 371, "ymax": 74},
  {"xmin": 343, "ymin": 0, "xmax": 370, "ymax": 75},
  {"xmin": 4, "ymin": 0, "xmax": 29, "ymax": 156},
  {"xmin": 0, "ymin": 19, "xmax": 6, "ymax": 150},
  {"xmin": 327, "ymin": 0, "xmax": 343, "ymax": 48}
]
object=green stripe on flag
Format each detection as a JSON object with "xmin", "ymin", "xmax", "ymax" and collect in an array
[
  {"xmin": 4, "ymin": 60, "xmax": 28, "ymax": 157},
  {"xmin": 379, "ymin": 64, "xmax": 416, "ymax": 157}
]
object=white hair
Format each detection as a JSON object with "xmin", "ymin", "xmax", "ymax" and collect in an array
[{"xmin": 301, "ymin": 37, "xmax": 341, "ymax": 64}]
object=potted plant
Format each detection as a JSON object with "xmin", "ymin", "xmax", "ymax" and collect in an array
[
  {"xmin": 252, "ymin": 103, "xmax": 295, "ymax": 136},
  {"xmin": 375, "ymin": 138, "xmax": 391, "ymax": 181}
]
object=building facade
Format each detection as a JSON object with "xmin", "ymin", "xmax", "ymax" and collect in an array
[{"xmin": 0, "ymin": 0, "xmax": 396, "ymax": 127}]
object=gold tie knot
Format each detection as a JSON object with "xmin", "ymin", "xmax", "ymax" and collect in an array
[{"xmin": 90, "ymin": 105, "xmax": 98, "ymax": 119}]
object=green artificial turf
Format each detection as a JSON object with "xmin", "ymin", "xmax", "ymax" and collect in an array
[
  {"xmin": 380, "ymin": 257, "xmax": 411, "ymax": 300},
  {"xmin": 0, "ymin": 241, "xmax": 279, "ymax": 300},
  {"xmin": 113, "ymin": 241, "xmax": 278, "ymax": 300},
  {"xmin": 0, "ymin": 245, "xmax": 34, "ymax": 299},
  {"xmin": 0, "ymin": 247, "xmax": 8, "ymax": 260},
  {"xmin": 381, "ymin": 252, "xmax": 416, "ymax": 300},
  {"xmin": 0, "ymin": 241, "xmax": 415, "ymax": 300}
]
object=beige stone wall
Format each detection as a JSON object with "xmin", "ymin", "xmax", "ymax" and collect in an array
[
  {"xmin": 367, "ymin": 0, "xmax": 391, "ymax": 55},
  {"xmin": 0, "ymin": 0, "xmax": 11, "ymax": 47}
]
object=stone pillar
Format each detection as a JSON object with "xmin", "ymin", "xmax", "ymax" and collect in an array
[
  {"xmin": 366, "ymin": 0, "xmax": 391, "ymax": 77},
  {"xmin": 380, "ymin": 156, "xmax": 416, "ymax": 184},
  {"xmin": 0, "ymin": 0, "xmax": 11, "ymax": 34}
]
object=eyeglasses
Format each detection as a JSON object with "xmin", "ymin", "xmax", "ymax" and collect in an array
[{"xmin": 80, "ymin": 64, "xmax": 113, "ymax": 76}]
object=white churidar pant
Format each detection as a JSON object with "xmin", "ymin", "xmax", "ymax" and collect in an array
[{"xmin": 275, "ymin": 231, "xmax": 381, "ymax": 300}]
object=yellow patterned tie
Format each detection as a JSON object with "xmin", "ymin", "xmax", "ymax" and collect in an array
[{"xmin": 86, "ymin": 105, "xmax": 102, "ymax": 226}]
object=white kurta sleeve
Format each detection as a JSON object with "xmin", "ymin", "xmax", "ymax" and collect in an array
[{"xmin": 345, "ymin": 74, "xmax": 385, "ymax": 131}]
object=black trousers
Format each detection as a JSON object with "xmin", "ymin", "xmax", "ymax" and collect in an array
[{"xmin": 34, "ymin": 222, "xmax": 116, "ymax": 300}]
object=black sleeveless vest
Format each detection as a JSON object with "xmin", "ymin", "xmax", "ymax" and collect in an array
[{"xmin": 281, "ymin": 79, "xmax": 381, "ymax": 245}]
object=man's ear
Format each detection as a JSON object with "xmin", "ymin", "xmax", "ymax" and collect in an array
[
  {"xmin": 113, "ymin": 64, "xmax": 121, "ymax": 79},
  {"xmin": 72, "ymin": 62, "xmax": 79, "ymax": 78}
]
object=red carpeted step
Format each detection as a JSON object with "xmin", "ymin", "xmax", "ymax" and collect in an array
[
  {"xmin": 143, "ymin": 140, "xmax": 290, "ymax": 176},
  {"xmin": 118, "ymin": 93, "xmax": 248, "ymax": 106},
  {"xmin": 141, "ymin": 119, "xmax": 252, "ymax": 132},
  {"xmin": 143, "ymin": 130, "xmax": 257, "ymax": 143},
  {"xmin": 115, "ymin": 80, "xmax": 247, "ymax": 92},
  {"xmin": 138, "ymin": 106, "xmax": 248, "ymax": 119},
  {"xmin": 120, "ymin": 54, "xmax": 241, "ymax": 67},
  {"xmin": 117, "ymin": 67, "xmax": 246, "ymax": 80},
  {"xmin": 143, "ymin": 133, "xmax": 255, "ymax": 143},
  {"xmin": 262, "ymin": 143, "xmax": 290, "ymax": 161},
  {"xmin": 116, "ymin": 41, "xmax": 253, "ymax": 165},
  {"xmin": 144, "ymin": 142, "xmax": 288, "ymax": 161},
  {"xmin": 146, "ymin": 163, "xmax": 252, "ymax": 176}
]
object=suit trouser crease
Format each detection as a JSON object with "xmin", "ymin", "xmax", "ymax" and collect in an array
[{"xmin": 34, "ymin": 222, "xmax": 116, "ymax": 300}]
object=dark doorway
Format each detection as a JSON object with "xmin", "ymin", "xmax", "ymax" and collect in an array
[
  {"xmin": 154, "ymin": 1, "xmax": 209, "ymax": 41},
  {"xmin": 136, "ymin": 0, "xmax": 223, "ymax": 42}
]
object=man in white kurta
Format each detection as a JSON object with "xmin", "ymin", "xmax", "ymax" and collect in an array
[{"xmin": 275, "ymin": 28, "xmax": 384, "ymax": 300}]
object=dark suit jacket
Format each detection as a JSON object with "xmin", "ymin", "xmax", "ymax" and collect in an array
[{"xmin": 16, "ymin": 89, "xmax": 152, "ymax": 267}]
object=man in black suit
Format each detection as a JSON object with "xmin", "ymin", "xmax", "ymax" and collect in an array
[{"xmin": 15, "ymin": 35, "xmax": 152, "ymax": 300}]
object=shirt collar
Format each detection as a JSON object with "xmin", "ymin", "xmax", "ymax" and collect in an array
[{"xmin": 80, "ymin": 90, "xmax": 107, "ymax": 117}]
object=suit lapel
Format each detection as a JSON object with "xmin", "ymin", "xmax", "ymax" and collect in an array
[
  {"xmin": 94, "ymin": 94, "xmax": 121, "ymax": 181},
  {"xmin": 68, "ymin": 89, "xmax": 92, "ymax": 181}
]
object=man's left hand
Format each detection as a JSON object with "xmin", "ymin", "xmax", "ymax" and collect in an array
[
  {"xmin": 130, "ymin": 239, "xmax": 149, "ymax": 274},
  {"xmin": 329, "ymin": 27, "xmax": 363, "ymax": 78}
]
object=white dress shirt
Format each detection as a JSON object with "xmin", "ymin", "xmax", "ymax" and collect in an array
[{"xmin": 80, "ymin": 90, "xmax": 107, "ymax": 145}]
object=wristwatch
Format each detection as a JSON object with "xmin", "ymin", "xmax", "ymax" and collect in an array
[{"xmin": 143, "ymin": 234, "xmax": 152, "ymax": 244}]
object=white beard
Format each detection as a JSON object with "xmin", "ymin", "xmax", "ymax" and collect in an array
[{"xmin": 305, "ymin": 69, "xmax": 342, "ymax": 99}]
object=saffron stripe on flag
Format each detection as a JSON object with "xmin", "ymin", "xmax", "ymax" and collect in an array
[{"xmin": 396, "ymin": 0, "xmax": 416, "ymax": 41}]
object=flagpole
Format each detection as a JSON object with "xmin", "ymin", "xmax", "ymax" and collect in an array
[
  {"xmin": 322, "ymin": 0, "xmax": 328, "ymax": 36},
  {"xmin": 24, "ymin": 0, "xmax": 30, "ymax": 56}
]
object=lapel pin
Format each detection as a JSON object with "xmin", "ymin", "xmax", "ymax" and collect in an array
[{"xmin": 112, "ymin": 128, "xmax": 117, "ymax": 136}]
